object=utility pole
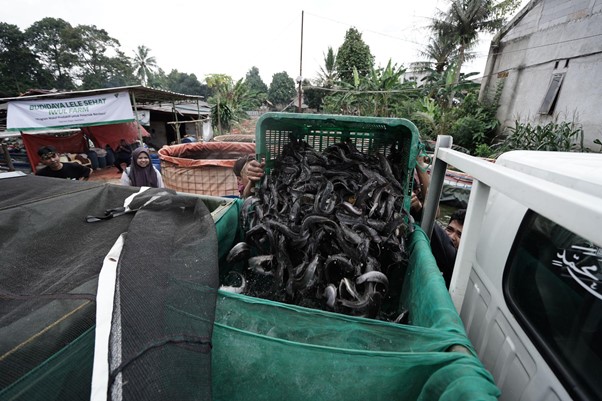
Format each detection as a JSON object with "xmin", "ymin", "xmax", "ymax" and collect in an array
[{"xmin": 297, "ymin": 10, "xmax": 304, "ymax": 113}]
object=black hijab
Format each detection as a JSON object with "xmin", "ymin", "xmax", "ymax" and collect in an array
[{"xmin": 128, "ymin": 147, "xmax": 159, "ymax": 187}]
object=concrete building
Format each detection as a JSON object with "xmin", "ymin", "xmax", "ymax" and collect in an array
[
  {"xmin": 479, "ymin": 0, "xmax": 602, "ymax": 149},
  {"xmin": 403, "ymin": 63, "xmax": 430, "ymax": 86}
]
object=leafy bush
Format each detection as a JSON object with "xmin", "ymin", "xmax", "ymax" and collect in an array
[
  {"xmin": 474, "ymin": 143, "xmax": 492, "ymax": 157},
  {"xmin": 449, "ymin": 115, "xmax": 487, "ymax": 151},
  {"xmin": 494, "ymin": 120, "xmax": 586, "ymax": 155},
  {"xmin": 447, "ymin": 91, "xmax": 500, "ymax": 153}
]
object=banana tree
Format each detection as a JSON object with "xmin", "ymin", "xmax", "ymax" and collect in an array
[
  {"xmin": 323, "ymin": 60, "xmax": 418, "ymax": 117},
  {"xmin": 207, "ymin": 74, "xmax": 257, "ymax": 134}
]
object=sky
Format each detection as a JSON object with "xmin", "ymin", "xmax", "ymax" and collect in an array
[{"xmin": 2, "ymin": 0, "xmax": 528, "ymax": 85}]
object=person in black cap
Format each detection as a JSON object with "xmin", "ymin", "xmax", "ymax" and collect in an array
[{"xmin": 36, "ymin": 145, "xmax": 92, "ymax": 181}]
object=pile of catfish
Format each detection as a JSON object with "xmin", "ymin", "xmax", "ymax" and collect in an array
[{"xmin": 224, "ymin": 137, "xmax": 411, "ymax": 322}]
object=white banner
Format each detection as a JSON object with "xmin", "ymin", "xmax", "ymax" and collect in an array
[
  {"xmin": 135, "ymin": 109, "xmax": 150, "ymax": 125},
  {"xmin": 7, "ymin": 91, "xmax": 135, "ymax": 131}
]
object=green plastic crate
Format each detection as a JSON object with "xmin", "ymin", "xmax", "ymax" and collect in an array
[{"xmin": 255, "ymin": 112, "xmax": 420, "ymax": 216}]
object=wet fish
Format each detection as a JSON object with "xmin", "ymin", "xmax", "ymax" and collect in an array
[
  {"xmin": 248, "ymin": 255, "xmax": 274, "ymax": 272},
  {"xmin": 226, "ymin": 242, "xmax": 250, "ymax": 264},
  {"xmin": 324, "ymin": 284, "xmax": 337, "ymax": 309},
  {"xmin": 339, "ymin": 201, "xmax": 363, "ymax": 216},
  {"xmin": 219, "ymin": 271, "xmax": 246, "ymax": 294},
  {"xmin": 293, "ymin": 254, "xmax": 321, "ymax": 291},
  {"xmin": 225, "ymin": 137, "xmax": 410, "ymax": 321},
  {"xmin": 356, "ymin": 271, "xmax": 389, "ymax": 291},
  {"xmin": 325, "ymin": 254, "xmax": 357, "ymax": 283}
]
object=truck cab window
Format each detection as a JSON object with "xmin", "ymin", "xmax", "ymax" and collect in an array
[{"xmin": 504, "ymin": 212, "xmax": 601, "ymax": 401}]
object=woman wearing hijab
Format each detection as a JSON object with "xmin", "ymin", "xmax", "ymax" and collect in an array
[{"xmin": 120, "ymin": 147, "xmax": 164, "ymax": 188}]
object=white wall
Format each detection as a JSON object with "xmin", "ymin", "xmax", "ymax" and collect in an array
[{"xmin": 481, "ymin": 0, "xmax": 602, "ymax": 149}]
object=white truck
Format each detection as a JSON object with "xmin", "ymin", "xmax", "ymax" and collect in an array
[{"xmin": 421, "ymin": 136, "xmax": 602, "ymax": 401}]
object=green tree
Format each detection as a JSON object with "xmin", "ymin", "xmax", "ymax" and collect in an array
[
  {"xmin": 199, "ymin": 83, "xmax": 213, "ymax": 100},
  {"xmin": 431, "ymin": 0, "xmax": 519, "ymax": 105},
  {"xmin": 206, "ymin": 74, "xmax": 255, "ymax": 133},
  {"xmin": 25, "ymin": 17, "xmax": 80, "ymax": 90},
  {"xmin": 99, "ymin": 50, "xmax": 138, "ymax": 88},
  {"xmin": 0, "ymin": 22, "xmax": 51, "ymax": 96},
  {"xmin": 243, "ymin": 66, "xmax": 268, "ymax": 108},
  {"xmin": 418, "ymin": 66, "xmax": 480, "ymax": 108},
  {"xmin": 335, "ymin": 27, "xmax": 374, "ymax": 84},
  {"xmin": 132, "ymin": 45, "xmax": 157, "ymax": 86},
  {"xmin": 306, "ymin": 47, "xmax": 339, "ymax": 112},
  {"xmin": 147, "ymin": 67, "xmax": 168, "ymax": 89},
  {"xmin": 74, "ymin": 25, "xmax": 134, "ymax": 89},
  {"xmin": 418, "ymin": 30, "xmax": 458, "ymax": 73},
  {"xmin": 244, "ymin": 66, "xmax": 268, "ymax": 93},
  {"xmin": 206, "ymin": 74, "xmax": 233, "ymax": 134},
  {"xmin": 205, "ymin": 74, "xmax": 231, "ymax": 89},
  {"xmin": 317, "ymin": 47, "xmax": 338, "ymax": 87},
  {"xmin": 323, "ymin": 61, "xmax": 416, "ymax": 117},
  {"xmin": 267, "ymin": 71, "xmax": 296, "ymax": 108},
  {"xmin": 303, "ymin": 78, "xmax": 323, "ymax": 111},
  {"xmin": 165, "ymin": 69, "xmax": 202, "ymax": 95},
  {"xmin": 412, "ymin": 76, "xmax": 500, "ymax": 151}
]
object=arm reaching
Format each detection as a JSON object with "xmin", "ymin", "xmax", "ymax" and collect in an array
[{"xmin": 241, "ymin": 159, "xmax": 265, "ymax": 198}]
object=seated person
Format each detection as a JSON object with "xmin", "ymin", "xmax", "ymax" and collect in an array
[
  {"xmin": 120, "ymin": 147, "xmax": 164, "ymax": 188},
  {"xmin": 114, "ymin": 139, "xmax": 132, "ymax": 173},
  {"xmin": 36, "ymin": 146, "xmax": 92, "ymax": 181},
  {"xmin": 233, "ymin": 155, "xmax": 265, "ymax": 198},
  {"xmin": 142, "ymin": 137, "xmax": 159, "ymax": 151}
]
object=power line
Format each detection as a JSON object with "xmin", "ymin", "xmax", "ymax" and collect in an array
[
  {"xmin": 304, "ymin": 11, "xmax": 429, "ymax": 48},
  {"xmin": 491, "ymin": 32, "xmax": 602, "ymax": 56},
  {"xmin": 479, "ymin": 48, "xmax": 602, "ymax": 81},
  {"xmin": 302, "ymin": 85, "xmax": 420, "ymax": 95}
]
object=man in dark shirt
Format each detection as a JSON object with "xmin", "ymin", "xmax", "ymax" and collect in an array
[
  {"xmin": 409, "ymin": 153, "xmax": 466, "ymax": 288},
  {"xmin": 36, "ymin": 146, "xmax": 92, "ymax": 180},
  {"xmin": 431, "ymin": 209, "xmax": 466, "ymax": 288},
  {"xmin": 113, "ymin": 139, "xmax": 132, "ymax": 173}
]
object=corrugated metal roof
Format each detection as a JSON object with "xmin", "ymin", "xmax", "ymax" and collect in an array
[
  {"xmin": 0, "ymin": 85, "xmax": 204, "ymax": 104},
  {"xmin": 137, "ymin": 102, "xmax": 211, "ymax": 116}
]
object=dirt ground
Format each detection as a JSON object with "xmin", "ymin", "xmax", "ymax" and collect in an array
[{"xmin": 87, "ymin": 165, "xmax": 122, "ymax": 184}]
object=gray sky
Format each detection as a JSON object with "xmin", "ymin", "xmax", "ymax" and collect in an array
[{"xmin": 2, "ymin": 0, "xmax": 527, "ymax": 85}]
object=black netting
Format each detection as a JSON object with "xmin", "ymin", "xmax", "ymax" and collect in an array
[
  {"xmin": 106, "ymin": 190, "xmax": 218, "ymax": 400},
  {"xmin": 1, "ymin": 175, "xmax": 138, "ymax": 392},
  {"xmin": 0, "ymin": 175, "xmax": 219, "ymax": 400}
]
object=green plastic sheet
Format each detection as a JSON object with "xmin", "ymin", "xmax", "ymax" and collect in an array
[
  {"xmin": 1, "ymin": 203, "xmax": 501, "ymax": 400},
  {"xmin": 210, "ymin": 225, "xmax": 500, "ymax": 401}
]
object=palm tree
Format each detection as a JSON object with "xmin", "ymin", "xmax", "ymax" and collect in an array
[
  {"xmin": 317, "ymin": 47, "xmax": 338, "ymax": 88},
  {"xmin": 431, "ymin": 0, "xmax": 519, "ymax": 105},
  {"xmin": 132, "ymin": 45, "xmax": 157, "ymax": 86},
  {"xmin": 419, "ymin": 30, "xmax": 458, "ymax": 74}
]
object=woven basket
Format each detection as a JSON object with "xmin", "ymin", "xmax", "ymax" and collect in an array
[{"xmin": 158, "ymin": 142, "xmax": 255, "ymax": 196}]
